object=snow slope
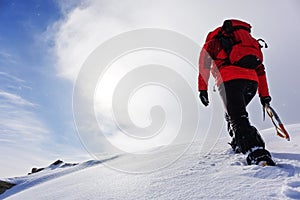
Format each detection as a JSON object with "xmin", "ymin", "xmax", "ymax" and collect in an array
[{"xmin": 1, "ymin": 124, "xmax": 300, "ymax": 200}]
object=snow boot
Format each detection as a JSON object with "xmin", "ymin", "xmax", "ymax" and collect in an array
[
  {"xmin": 228, "ymin": 137, "xmax": 241, "ymax": 153},
  {"xmin": 246, "ymin": 148, "xmax": 276, "ymax": 166}
]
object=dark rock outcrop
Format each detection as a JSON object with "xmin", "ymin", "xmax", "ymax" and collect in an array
[
  {"xmin": 28, "ymin": 167, "xmax": 45, "ymax": 175},
  {"xmin": 1, "ymin": 160, "xmax": 79, "ymax": 195},
  {"xmin": 0, "ymin": 180, "xmax": 15, "ymax": 195},
  {"xmin": 28, "ymin": 160, "xmax": 78, "ymax": 175}
]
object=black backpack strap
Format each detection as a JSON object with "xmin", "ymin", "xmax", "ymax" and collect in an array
[{"xmin": 222, "ymin": 20, "xmax": 234, "ymax": 32}]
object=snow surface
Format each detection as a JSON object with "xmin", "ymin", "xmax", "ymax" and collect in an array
[{"xmin": 1, "ymin": 124, "xmax": 300, "ymax": 200}]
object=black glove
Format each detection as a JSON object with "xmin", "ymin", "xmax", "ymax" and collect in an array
[
  {"xmin": 260, "ymin": 96, "xmax": 271, "ymax": 107},
  {"xmin": 199, "ymin": 90, "xmax": 209, "ymax": 107}
]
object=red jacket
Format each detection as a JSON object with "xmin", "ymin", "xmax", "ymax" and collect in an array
[{"xmin": 198, "ymin": 27, "xmax": 270, "ymax": 97}]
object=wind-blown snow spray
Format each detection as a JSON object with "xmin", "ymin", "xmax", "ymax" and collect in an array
[{"xmin": 72, "ymin": 28, "xmax": 224, "ymax": 173}]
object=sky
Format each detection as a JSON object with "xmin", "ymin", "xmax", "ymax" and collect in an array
[
  {"xmin": 0, "ymin": 0, "xmax": 300, "ymax": 177},
  {"xmin": 0, "ymin": 0, "xmax": 89, "ymax": 177}
]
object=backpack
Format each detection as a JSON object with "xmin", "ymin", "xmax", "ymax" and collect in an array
[{"xmin": 216, "ymin": 19, "xmax": 267, "ymax": 69}]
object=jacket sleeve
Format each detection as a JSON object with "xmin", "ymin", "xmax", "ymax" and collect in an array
[
  {"xmin": 256, "ymin": 64, "xmax": 270, "ymax": 97},
  {"xmin": 198, "ymin": 43, "xmax": 212, "ymax": 91}
]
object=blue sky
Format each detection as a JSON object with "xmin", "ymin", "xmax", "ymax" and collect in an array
[
  {"xmin": 0, "ymin": 0, "xmax": 63, "ymax": 131},
  {"xmin": 0, "ymin": 0, "xmax": 88, "ymax": 177},
  {"xmin": 1, "ymin": 0, "xmax": 300, "ymax": 177}
]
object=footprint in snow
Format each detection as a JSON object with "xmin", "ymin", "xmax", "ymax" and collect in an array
[{"xmin": 282, "ymin": 180, "xmax": 300, "ymax": 199}]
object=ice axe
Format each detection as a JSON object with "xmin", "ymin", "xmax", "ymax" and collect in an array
[{"xmin": 264, "ymin": 104, "xmax": 290, "ymax": 141}]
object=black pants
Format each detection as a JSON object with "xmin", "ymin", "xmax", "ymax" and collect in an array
[{"xmin": 219, "ymin": 79, "xmax": 265, "ymax": 154}]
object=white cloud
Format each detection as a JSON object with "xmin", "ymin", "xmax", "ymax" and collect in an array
[
  {"xmin": 50, "ymin": 0, "xmax": 207, "ymax": 81},
  {"xmin": 0, "ymin": 90, "xmax": 36, "ymax": 107},
  {"xmin": 50, "ymin": 1, "xmax": 129, "ymax": 81},
  {"xmin": 0, "ymin": 101, "xmax": 52, "ymax": 177},
  {"xmin": 0, "ymin": 50, "xmax": 18, "ymax": 64},
  {"xmin": 0, "ymin": 72, "xmax": 54, "ymax": 177},
  {"xmin": 50, "ymin": 0, "xmax": 300, "ymax": 82},
  {"xmin": 0, "ymin": 72, "xmax": 25, "ymax": 83}
]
